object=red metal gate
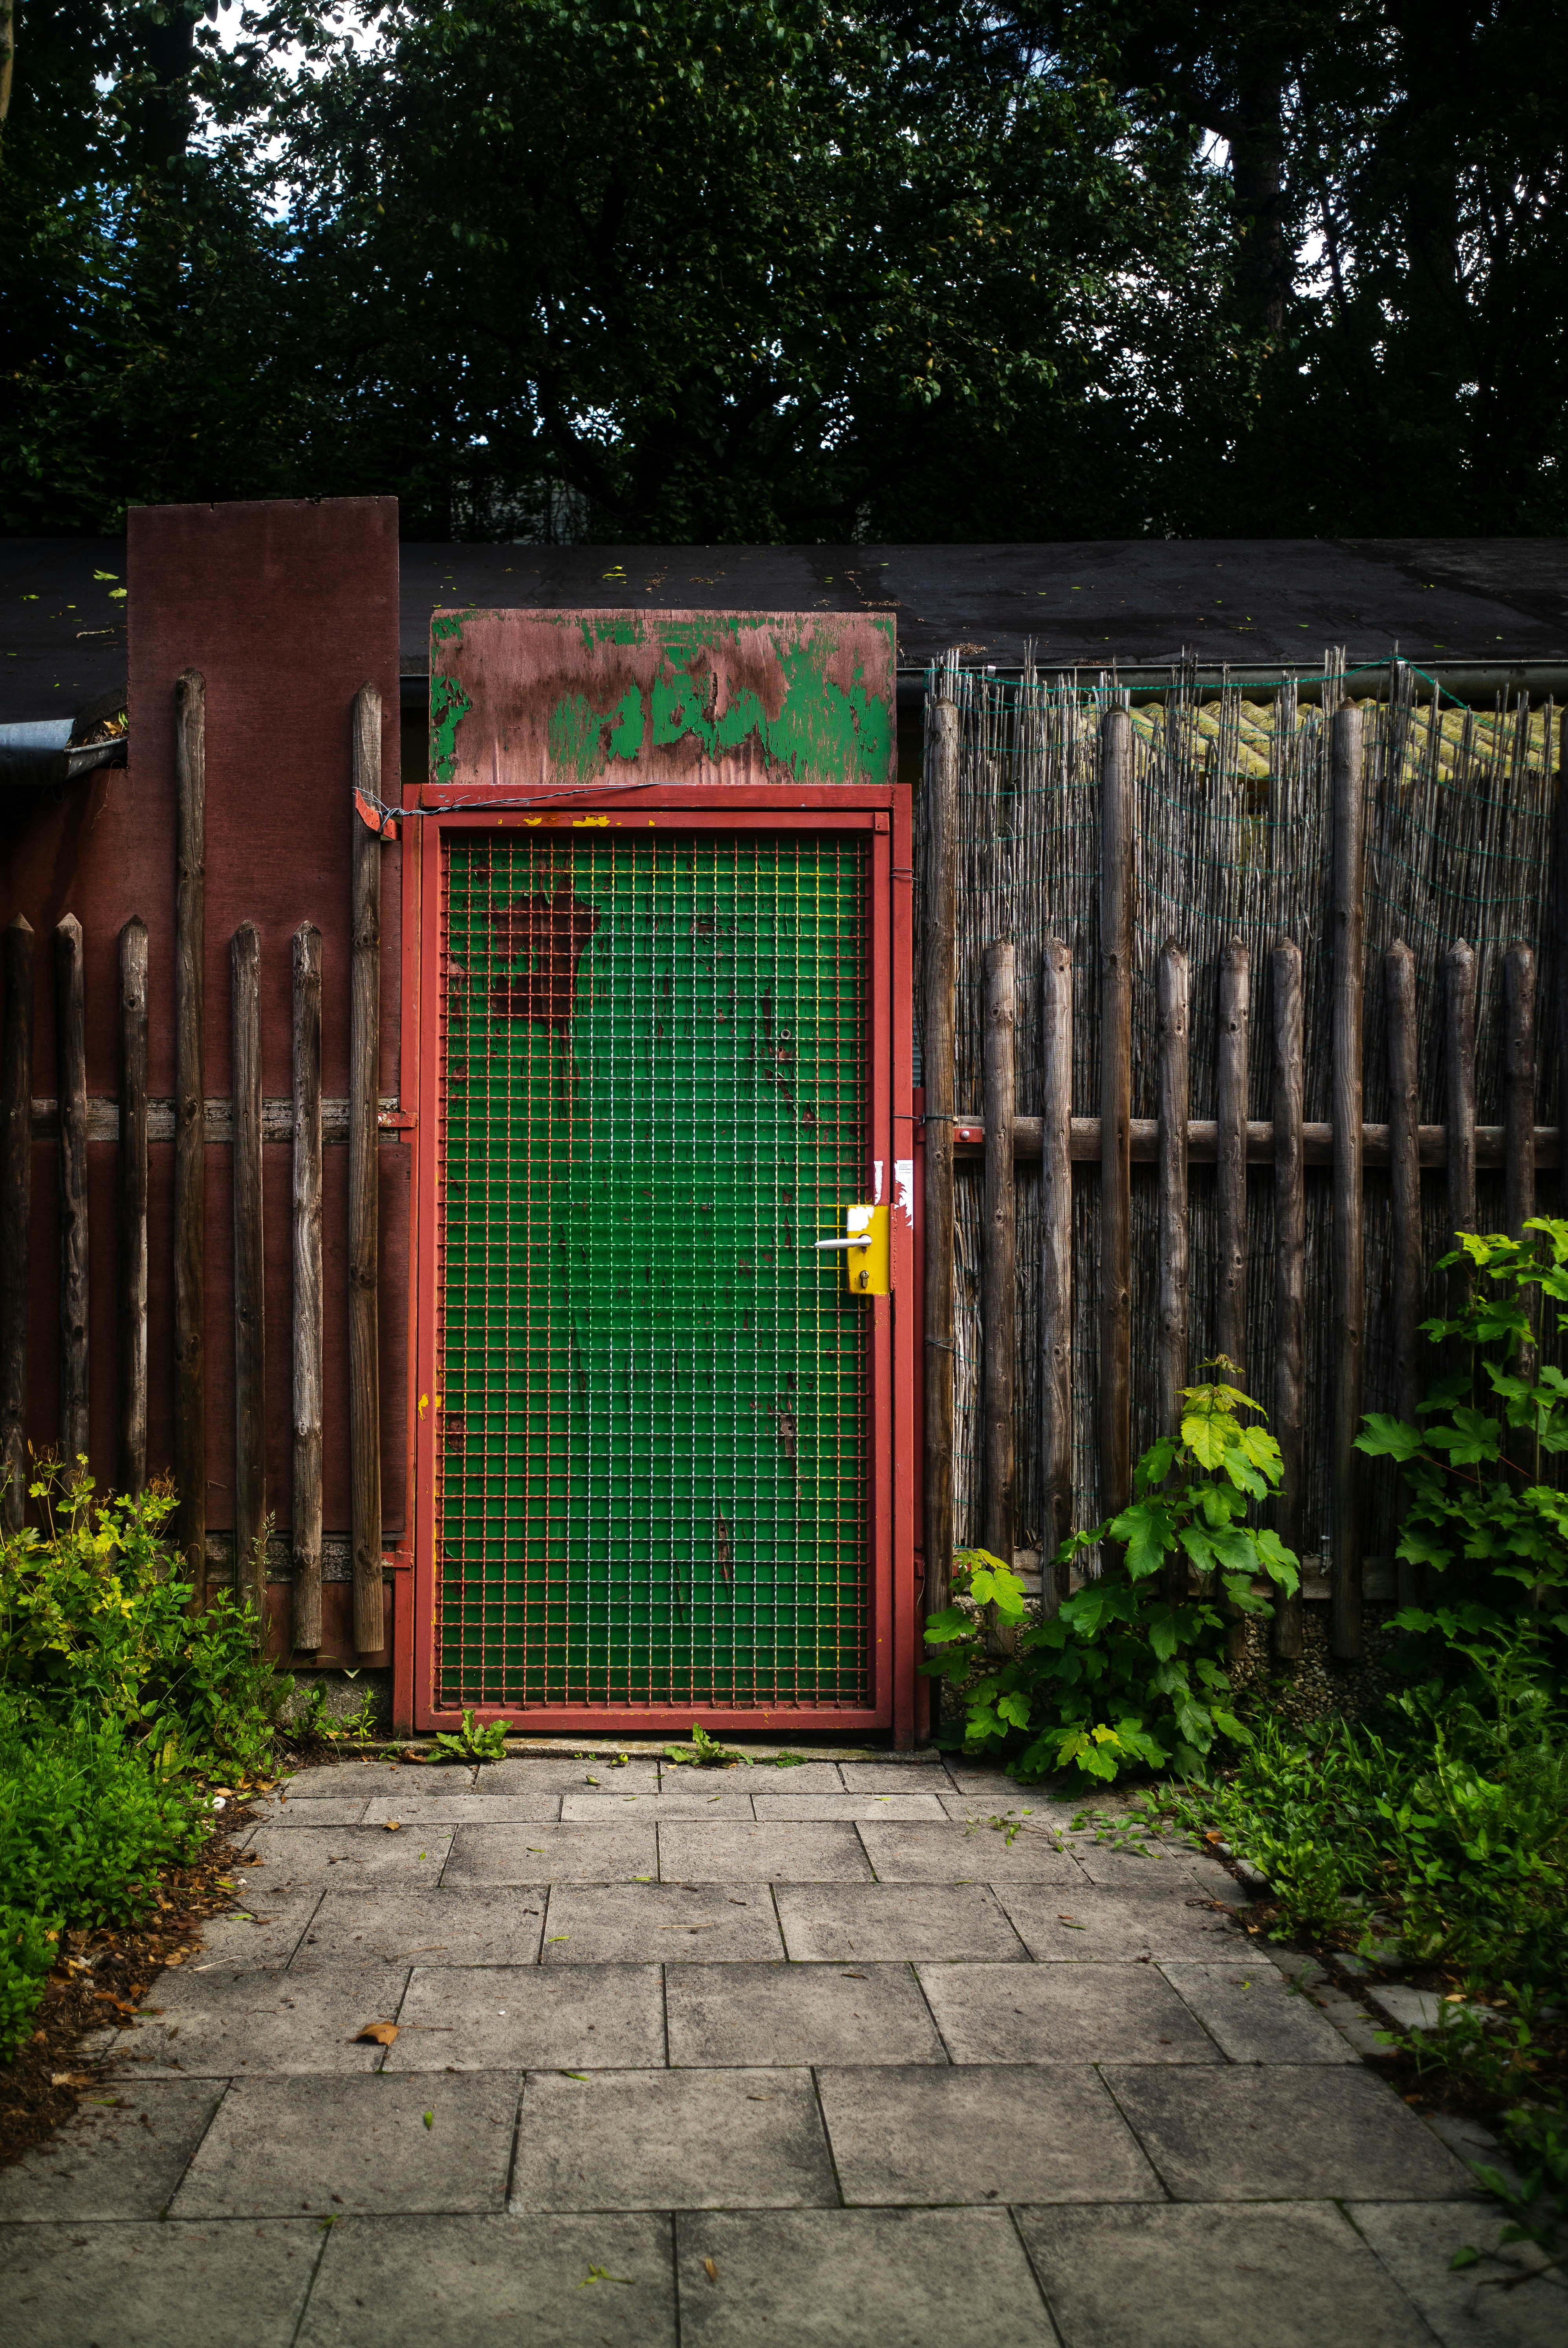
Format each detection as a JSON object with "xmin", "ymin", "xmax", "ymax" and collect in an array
[{"xmin": 408, "ymin": 785, "xmax": 915, "ymax": 1737}]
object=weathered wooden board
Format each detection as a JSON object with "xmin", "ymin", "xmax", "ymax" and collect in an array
[{"xmin": 425, "ymin": 609, "xmax": 897, "ymax": 796}]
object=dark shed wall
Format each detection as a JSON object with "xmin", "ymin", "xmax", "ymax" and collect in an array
[{"xmin": 0, "ymin": 498, "xmax": 408, "ymax": 1537}]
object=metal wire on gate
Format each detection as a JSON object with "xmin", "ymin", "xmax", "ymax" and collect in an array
[{"xmin": 436, "ymin": 829, "xmax": 872, "ymax": 1710}]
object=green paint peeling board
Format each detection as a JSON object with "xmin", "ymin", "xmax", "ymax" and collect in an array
[
  {"xmin": 425, "ymin": 607, "xmax": 896, "ymax": 796},
  {"xmin": 436, "ymin": 831, "xmax": 871, "ymax": 1709}
]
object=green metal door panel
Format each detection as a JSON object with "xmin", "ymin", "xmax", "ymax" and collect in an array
[{"xmin": 436, "ymin": 830, "xmax": 870, "ymax": 1710}]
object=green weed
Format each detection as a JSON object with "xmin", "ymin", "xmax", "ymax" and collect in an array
[
  {"xmin": 431, "ymin": 1708, "xmax": 508, "ymax": 1764},
  {"xmin": 664, "ymin": 1722, "xmax": 751, "ymax": 1768}
]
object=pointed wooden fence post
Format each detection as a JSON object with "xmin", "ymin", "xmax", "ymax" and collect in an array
[
  {"xmin": 1385, "ymin": 941, "xmax": 1421, "ymax": 1607},
  {"xmin": 56, "ymin": 914, "xmax": 89, "ymax": 1482},
  {"xmin": 1330, "ymin": 703, "xmax": 1365, "ymax": 1659},
  {"xmin": 292, "ymin": 923, "xmax": 324, "ymax": 1653},
  {"xmin": 232, "ymin": 923, "xmax": 267, "ymax": 1640},
  {"xmin": 1271, "ymin": 938, "xmax": 1305, "ymax": 1659},
  {"xmin": 1099, "ymin": 706, "xmax": 1133, "ymax": 1524},
  {"xmin": 1156, "ymin": 940, "xmax": 1189, "ymax": 1605},
  {"xmin": 982, "ymin": 940, "xmax": 1015, "ymax": 1566},
  {"xmin": 174, "ymin": 669, "xmax": 207, "ymax": 1602},
  {"xmin": 118, "ymin": 917, "xmax": 149, "ymax": 1496},
  {"xmin": 2, "ymin": 915, "xmax": 34, "ymax": 1532},
  {"xmin": 1039, "ymin": 937, "xmax": 1073, "ymax": 1596}
]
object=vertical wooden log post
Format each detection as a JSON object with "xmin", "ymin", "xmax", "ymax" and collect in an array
[
  {"xmin": 1504, "ymin": 945, "xmax": 1539, "ymax": 1468},
  {"xmin": 1444, "ymin": 940, "xmax": 1478, "ymax": 1321},
  {"xmin": 1504, "ymin": 945, "xmax": 1537, "ymax": 1245},
  {"xmin": 292, "ymin": 923, "xmax": 324, "ymax": 1653},
  {"xmin": 118, "ymin": 917, "xmax": 149, "ymax": 1496},
  {"xmin": 350, "ymin": 684, "xmax": 385, "ymax": 1655},
  {"xmin": 1271, "ymin": 939, "xmax": 1306, "ymax": 1659},
  {"xmin": 1156, "ymin": 941, "xmax": 1190, "ymax": 1605},
  {"xmin": 1385, "ymin": 941, "xmax": 1422, "ymax": 1607},
  {"xmin": 174, "ymin": 669, "xmax": 207, "ymax": 1601},
  {"xmin": 981, "ymin": 941, "xmax": 1016, "ymax": 1565},
  {"xmin": 1, "ymin": 915, "xmax": 35, "ymax": 1532},
  {"xmin": 1099, "ymin": 707, "xmax": 1134, "ymax": 1524},
  {"xmin": 1216, "ymin": 939, "xmax": 1249, "ymax": 1383},
  {"xmin": 1039, "ymin": 939, "xmax": 1073, "ymax": 1597},
  {"xmin": 922, "ymin": 692, "xmax": 960, "ymax": 1624},
  {"xmin": 55, "ymin": 914, "xmax": 89, "ymax": 1481},
  {"xmin": 1330, "ymin": 703, "xmax": 1365, "ymax": 1660},
  {"xmin": 232, "ymin": 924, "xmax": 266, "ymax": 1637}
]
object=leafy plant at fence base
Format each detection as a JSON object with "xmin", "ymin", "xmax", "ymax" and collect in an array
[
  {"xmin": 1357, "ymin": 1223, "xmax": 1568, "ymax": 1682},
  {"xmin": 1, "ymin": 1464, "xmax": 293, "ymax": 2059},
  {"xmin": 664, "ymin": 1722, "xmax": 751, "ymax": 1769},
  {"xmin": 923, "ymin": 1371, "xmax": 1299, "ymax": 1782},
  {"xmin": 431, "ymin": 1708, "xmax": 509, "ymax": 1764}
]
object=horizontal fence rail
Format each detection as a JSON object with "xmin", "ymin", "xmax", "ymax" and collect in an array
[{"xmin": 920, "ymin": 657, "xmax": 1564, "ymax": 1663}]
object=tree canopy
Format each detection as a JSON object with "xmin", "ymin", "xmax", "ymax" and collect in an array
[{"xmin": 2, "ymin": 0, "xmax": 1565, "ymax": 537}]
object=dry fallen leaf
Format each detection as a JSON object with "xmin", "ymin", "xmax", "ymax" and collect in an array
[
  {"xmin": 384, "ymin": 1822, "xmax": 403, "ymax": 1834},
  {"xmin": 351, "ymin": 2021, "xmax": 399, "ymax": 2045},
  {"xmin": 704, "ymin": 2258, "xmax": 718, "ymax": 2284}
]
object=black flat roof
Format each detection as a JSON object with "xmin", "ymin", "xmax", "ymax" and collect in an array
[{"xmin": 5, "ymin": 535, "xmax": 1566, "ymax": 724}]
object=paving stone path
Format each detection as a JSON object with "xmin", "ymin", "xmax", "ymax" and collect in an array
[{"xmin": 2, "ymin": 1752, "xmax": 1561, "ymax": 2345}]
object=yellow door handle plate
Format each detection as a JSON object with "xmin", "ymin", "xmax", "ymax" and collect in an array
[{"xmin": 814, "ymin": 1203, "xmax": 889, "ymax": 1297}]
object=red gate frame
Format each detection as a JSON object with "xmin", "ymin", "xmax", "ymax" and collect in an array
[{"xmin": 405, "ymin": 784, "xmax": 917, "ymax": 1741}]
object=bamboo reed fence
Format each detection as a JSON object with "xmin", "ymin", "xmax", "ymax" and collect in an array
[
  {"xmin": 0, "ymin": 679, "xmax": 386, "ymax": 1659},
  {"xmin": 920, "ymin": 655, "xmax": 1564, "ymax": 1660}
]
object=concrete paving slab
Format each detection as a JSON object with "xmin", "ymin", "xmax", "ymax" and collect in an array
[
  {"xmin": 997, "ymin": 1884, "xmax": 1246, "ymax": 1961},
  {"xmin": 1160, "ymin": 1959, "xmax": 1361, "ymax": 2064},
  {"xmin": 745, "ymin": 1762, "xmax": 845, "ymax": 1794},
  {"xmin": 0, "ymin": 2080, "xmax": 224, "ymax": 2220},
  {"xmin": 186, "ymin": 1893, "xmax": 322, "ymax": 1970},
  {"xmin": 384, "ymin": 1964, "xmax": 664, "ymax": 2071},
  {"xmin": 1102, "ymin": 2065, "xmax": 1478, "ymax": 2201},
  {"xmin": 817, "ymin": 2064, "xmax": 1161, "ymax": 2206},
  {"xmin": 665, "ymin": 1961, "xmax": 947, "ymax": 2067},
  {"xmin": 244, "ymin": 1825, "xmax": 456, "ymax": 1894},
  {"xmin": 838, "ymin": 1762, "xmax": 952, "ymax": 1792},
  {"xmin": 658, "ymin": 1820, "xmax": 873, "ymax": 1882},
  {"xmin": 752, "ymin": 1793, "xmax": 947, "ymax": 1820},
  {"xmin": 2, "ymin": 2219, "xmax": 322, "ymax": 2348},
  {"xmin": 1348, "ymin": 2202, "xmax": 1568, "ymax": 2346},
  {"xmin": 482, "ymin": 1758, "xmax": 661, "ymax": 1795},
  {"xmin": 509, "ymin": 2067, "xmax": 837, "ymax": 2211},
  {"xmin": 937, "ymin": 1792, "xmax": 1078, "ymax": 1824},
  {"xmin": 282, "ymin": 1761, "xmax": 474, "ymax": 1795},
  {"xmin": 1071, "ymin": 1848, "xmax": 1235, "ymax": 1890},
  {"xmin": 539, "ymin": 1883, "xmax": 786, "ymax": 1963},
  {"xmin": 297, "ymin": 2212, "xmax": 677, "ymax": 2348},
  {"xmin": 675, "ymin": 2207, "xmax": 1055, "ymax": 2348},
  {"xmin": 560, "ymin": 1790, "xmax": 757, "ymax": 1818},
  {"xmin": 1017, "ymin": 2201, "xmax": 1438, "ymax": 2348},
  {"xmin": 361, "ymin": 1794, "xmax": 564, "ymax": 1824},
  {"xmin": 918, "ymin": 1960, "xmax": 1220, "ymax": 2066},
  {"xmin": 121, "ymin": 1965, "xmax": 408, "ymax": 2078},
  {"xmin": 443, "ymin": 1820, "xmax": 657, "ymax": 1884},
  {"xmin": 859, "ymin": 1821, "xmax": 1079, "ymax": 1882},
  {"xmin": 247, "ymin": 1796, "xmax": 368, "ymax": 1827},
  {"xmin": 171, "ymin": 2072, "xmax": 522, "ymax": 2217},
  {"xmin": 287, "ymin": 1886, "xmax": 547, "ymax": 1973},
  {"xmin": 776, "ymin": 1883, "xmax": 1028, "ymax": 1963}
]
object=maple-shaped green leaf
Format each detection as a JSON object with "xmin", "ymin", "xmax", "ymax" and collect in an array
[{"xmin": 1356, "ymin": 1413, "xmax": 1424, "ymax": 1462}]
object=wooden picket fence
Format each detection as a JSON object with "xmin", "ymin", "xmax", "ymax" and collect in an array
[{"xmin": 920, "ymin": 684, "xmax": 1565, "ymax": 1662}]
